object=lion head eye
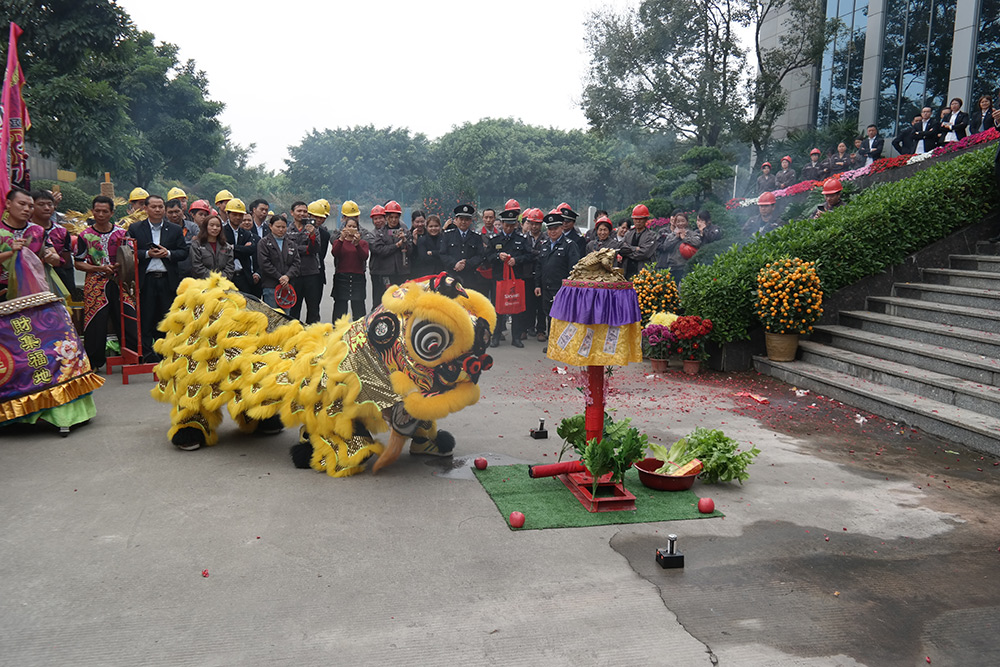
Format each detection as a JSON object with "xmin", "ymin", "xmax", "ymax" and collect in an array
[{"xmin": 411, "ymin": 320, "xmax": 452, "ymax": 361}]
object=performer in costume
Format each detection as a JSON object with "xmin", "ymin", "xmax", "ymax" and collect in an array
[
  {"xmin": 73, "ymin": 195, "xmax": 138, "ymax": 370},
  {"xmin": 151, "ymin": 272, "xmax": 496, "ymax": 477}
]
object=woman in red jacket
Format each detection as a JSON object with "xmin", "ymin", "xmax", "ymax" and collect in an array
[{"xmin": 330, "ymin": 218, "xmax": 369, "ymax": 322}]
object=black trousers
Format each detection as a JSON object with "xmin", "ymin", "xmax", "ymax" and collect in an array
[
  {"xmin": 542, "ymin": 288, "xmax": 558, "ymax": 335},
  {"xmin": 84, "ymin": 279, "xmax": 137, "ymax": 369},
  {"xmin": 290, "ymin": 274, "xmax": 323, "ymax": 324},
  {"xmin": 525, "ymin": 283, "xmax": 545, "ymax": 333},
  {"xmin": 371, "ymin": 274, "xmax": 388, "ymax": 311},
  {"xmin": 493, "ymin": 278, "xmax": 526, "ymax": 338},
  {"xmin": 139, "ymin": 273, "xmax": 174, "ymax": 362}
]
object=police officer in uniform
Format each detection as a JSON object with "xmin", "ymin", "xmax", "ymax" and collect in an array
[
  {"xmin": 487, "ymin": 206, "xmax": 530, "ymax": 348},
  {"xmin": 440, "ymin": 204, "xmax": 485, "ymax": 291},
  {"xmin": 534, "ymin": 209, "xmax": 581, "ymax": 343},
  {"xmin": 558, "ymin": 202, "xmax": 587, "ymax": 255}
]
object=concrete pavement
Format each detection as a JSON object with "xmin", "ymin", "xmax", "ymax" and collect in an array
[{"xmin": 2, "ymin": 310, "xmax": 998, "ymax": 666}]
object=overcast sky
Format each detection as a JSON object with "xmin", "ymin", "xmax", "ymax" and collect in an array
[{"xmin": 119, "ymin": 0, "xmax": 639, "ymax": 173}]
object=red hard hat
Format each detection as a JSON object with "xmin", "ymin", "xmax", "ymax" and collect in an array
[
  {"xmin": 384, "ymin": 200, "xmax": 402, "ymax": 215},
  {"xmin": 822, "ymin": 178, "xmax": 843, "ymax": 194},
  {"xmin": 526, "ymin": 208, "xmax": 544, "ymax": 223},
  {"xmin": 210, "ymin": 208, "xmax": 219, "ymax": 217},
  {"xmin": 758, "ymin": 192, "xmax": 777, "ymax": 205},
  {"xmin": 679, "ymin": 242, "xmax": 698, "ymax": 260},
  {"xmin": 370, "ymin": 204, "xmax": 386, "ymax": 218},
  {"xmin": 781, "ymin": 155, "xmax": 792, "ymax": 164},
  {"xmin": 504, "ymin": 198, "xmax": 520, "ymax": 212},
  {"xmin": 762, "ymin": 161, "xmax": 772, "ymax": 168},
  {"xmin": 810, "ymin": 148, "xmax": 821, "ymax": 155},
  {"xmin": 631, "ymin": 204, "xmax": 650, "ymax": 218},
  {"xmin": 189, "ymin": 199, "xmax": 211, "ymax": 213}
]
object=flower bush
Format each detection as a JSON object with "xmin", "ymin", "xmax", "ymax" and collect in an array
[
  {"xmin": 681, "ymin": 145, "xmax": 999, "ymax": 344},
  {"xmin": 632, "ymin": 265, "xmax": 680, "ymax": 325},
  {"xmin": 641, "ymin": 323, "xmax": 677, "ymax": 359},
  {"xmin": 755, "ymin": 257, "xmax": 824, "ymax": 334},
  {"xmin": 670, "ymin": 315, "xmax": 713, "ymax": 361},
  {"xmin": 649, "ymin": 311, "xmax": 678, "ymax": 327}
]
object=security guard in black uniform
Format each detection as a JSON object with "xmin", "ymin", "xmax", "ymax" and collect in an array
[
  {"xmin": 558, "ymin": 202, "xmax": 588, "ymax": 256},
  {"xmin": 487, "ymin": 207, "xmax": 531, "ymax": 347},
  {"xmin": 534, "ymin": 209, "xmax": 581, "ymax": 342},
  {"xmin": 440, "ymin": 203, "xmax": 485, "ymax": 291}
]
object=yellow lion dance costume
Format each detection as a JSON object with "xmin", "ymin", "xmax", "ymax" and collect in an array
[{"xmin": 151, "ymin": 273, "xmax": 496, "ymax": 476}]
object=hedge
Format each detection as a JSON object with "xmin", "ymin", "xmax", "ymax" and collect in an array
[{"xmin": 680, "ymin": 144, "xmax": 1000, "ymax": 344}]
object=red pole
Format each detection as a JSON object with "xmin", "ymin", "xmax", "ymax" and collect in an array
[{"xmin": 585, "ymin": 365, "xmax": 605, "ymax": 443}]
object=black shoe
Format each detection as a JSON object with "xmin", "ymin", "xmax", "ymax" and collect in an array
[
  {"xmin": 526, "ymin": 328, "xmax": 537, "ymax": 337},
  {"xmin": 512, "ymin": 338, "xmax": 524, "ymax": 348},
  {"xmin": 490, "ymin": 336, "xmax": 500, "ymax": 348},
  {"xmin": 542, "ymin": 346, "xmax": 547, "ymax": 353}
]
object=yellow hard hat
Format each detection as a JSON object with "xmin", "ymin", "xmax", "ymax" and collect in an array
[
  {"xmin": 215, "ymin": 189, "xmax": 235, "ymax": 204},
  {"xmin": 307, "ymin": 201, "xmax": 328, "ymax": 218},
  {"xmin": 341, "ymin": 200, "xmax": 360, "ymax": 218},
  {"xmin": 317, "ymin": 198, "xmax": 331, "ymax": 216},
  {"xmin": 225, "ymin": 198, "xmax": 247, "ymax": 214},
  {"xmin": 129, "ymin": 187, "xmax": 149, "ymax": 202},
  {"xmin": 167, "ymin": 187, "xmax": 186, "ymax": 201}
]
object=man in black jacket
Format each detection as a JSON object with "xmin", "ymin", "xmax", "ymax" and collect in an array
[
  {"xmin": 892, "ymin": 115, "xmax": 922, "ymax": 155},
  {"xmin": 558, "ymin": 203, "xmax": 588, "ymax": 255},
  {"xmin": 440, "ymin": 204, "xmax": 485, "ymax": 291},
  {"xmin": 126, "ymin": 194, "xmax": 188, "ymax": 361},
  {"xmin": 911, "ymin": 107, "xmax": 940, "ymax": 153},
  {"xmin": 486, "ymin": 209, "xmax": 531, "ymax": 347},
  {"xmin": 857, "ymin": 125, "xmax": 884, "ymax": 166},
  {"xmin": 222, "ymin": 198, "xmax": 258, "ymax": 294},
  {"xmin": 534, "ymin": 211, "xmax": 581, "ymax": 343}
]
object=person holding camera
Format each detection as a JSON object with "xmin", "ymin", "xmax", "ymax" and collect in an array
[
  {"xmin": 330, "ymin": 216, "xmax": 369, "ymax": 322},
  {"xmin": 286, "ymin": 200, "xmax": 325, "ymax": 324},
  {"xmin": 370, "ymin": 200, "xmax": 412, "ymax": 303},
  {"xmin": 126, "ymin": 194, "xmax": 188, "ymax": 361}
]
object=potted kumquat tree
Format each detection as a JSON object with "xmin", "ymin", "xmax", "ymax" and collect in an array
[{"xmin": 754, "ymin": 257, "xmax": 824, "ymax": 361}]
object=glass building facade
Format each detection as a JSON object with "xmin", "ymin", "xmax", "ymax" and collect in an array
[
  {"xmin": 973, "ymin": 0, "xmax": 1000, "ymax": 108},
  {"xmin": 876, "ymin": 0, "xmax": 956, "ymax": 138},
  {"xmin": 817, "ymin": 0, "xmax": 869, "ymax": 126}
]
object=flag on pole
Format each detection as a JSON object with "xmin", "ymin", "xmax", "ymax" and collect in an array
[{"xmin": 1, "ymin": 21, "xmax": 31, "ymax": 213}]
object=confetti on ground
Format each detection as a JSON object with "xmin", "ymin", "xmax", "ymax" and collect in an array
[{"xmin": 201, "ymin": 570, "xmax": 209, "ymax": 578}]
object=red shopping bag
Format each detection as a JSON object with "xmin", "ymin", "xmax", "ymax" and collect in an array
[{"xmin": 496, "ymin": 264, "xmax": 525, "ymax": 314}]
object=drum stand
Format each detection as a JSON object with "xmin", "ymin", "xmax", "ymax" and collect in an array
[{"xmin": 108, "ymin": 237, "xmax": 157, "ymax": 384}]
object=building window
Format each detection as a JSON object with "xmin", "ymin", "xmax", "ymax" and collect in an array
[
  {"xmin": 973, "ymin": 0, "xmax": 1000, "ymax": 104},
  {"xmin": 817, "ymin": 0, "xmax": 868, "ymax": 127},
  {"xmin": 877, "ymin": 0, "xmax": 957, "ymax": 140}
]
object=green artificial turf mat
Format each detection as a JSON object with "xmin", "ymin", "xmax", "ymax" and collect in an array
[{"xmin": 474, "ymin": 464, "xmax": 724, "ymax": 530}]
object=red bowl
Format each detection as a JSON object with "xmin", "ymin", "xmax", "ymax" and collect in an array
[{"xmin": 633, "ymin": 458, "xmax": 698, "ymax": 491}]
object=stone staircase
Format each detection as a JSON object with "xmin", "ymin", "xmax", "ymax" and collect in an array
[{"xmin": 755, "ymin": 241, "xmax": 1000, "ymax": 456}]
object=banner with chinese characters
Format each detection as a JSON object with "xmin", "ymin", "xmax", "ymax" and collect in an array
[{"xmin": 0, "ymin": 292, "xmax": 102, "ymax": 421}]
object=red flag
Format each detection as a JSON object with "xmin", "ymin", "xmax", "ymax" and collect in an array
[{"xmin": 1, "ymin": 21, "xmax": 31, "ymax": 214}]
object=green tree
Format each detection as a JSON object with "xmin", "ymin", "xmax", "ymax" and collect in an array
[
  {"xmin": 285, "ymin": 125, "xmax": 433, "ymax": 204},
  {"xmin": 1, "ymin": 1, "xmax": 224, "ymax": 186},
  {"xmin": 738, "ymin": 0, "xmax": 836, "ymax": 164},
  {"xmin": 582, "ymin": 0, "xmax": 745, "ymax": 147},
  {"xmin": 653, "ymin": 146, "xmax": 735, "ymax": 208}
]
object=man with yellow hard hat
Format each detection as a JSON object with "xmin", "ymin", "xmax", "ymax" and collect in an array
[
  {"xmin": 222, "ymin": 198, "xmax": 258, "ymax": 293},
  {"xmin": 215, "ymin": 189, "xmax": 234, "ymax": 215},
  {"xmin": 167, "ymin": 187, "xmax": 188, "ymax": 211},
  {"xmin": 127, "ymin": 187, "xmax": 149, "ymax": 214},
  {"xmin": 284, "ymin": 200, "xmax": 330, "ymax": 324}
]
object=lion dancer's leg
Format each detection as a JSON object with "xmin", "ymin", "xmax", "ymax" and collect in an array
[
  {"xmin": 168, "ymin": 404, "xmax": 223, "ymax": 451},
  {"xmin": 408, "ymin": 420, "xmax": 456, "ymax": 458}
]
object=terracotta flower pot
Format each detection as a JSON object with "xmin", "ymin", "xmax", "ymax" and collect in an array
[
  {"xmin": 682, "ymin": 359, "xmax": 701, "ymax": 375},
  {"xmin": 765, "ymin": 332, "xmax": 799, "ymax": 361},
  {"xmin": 650, "ymin": 358, "xmax": 669, "ymax": 373}
]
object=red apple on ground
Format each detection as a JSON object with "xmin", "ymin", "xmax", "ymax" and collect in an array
[
  {"xmin": 509, "ymin": 511, "xmax": 525, "ymax": 528},
  {"xmin": 474, "ymin": 457, "xmax": 488, "ymax": 470},
  {"xmin": 697, "ymin": 497, "xmax": 715, "ymax": 514}
]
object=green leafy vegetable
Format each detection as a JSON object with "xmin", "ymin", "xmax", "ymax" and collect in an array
[{"xmin": 682, "ymin": 427, "xmax": 760, "ymax": 484}]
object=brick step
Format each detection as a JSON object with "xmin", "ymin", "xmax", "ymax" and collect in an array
[
  {"xmin": 811, "ymin": 325, "xmax": 1000, "ymax": 385},
  {"xmin": 797, "ymin": 340, "xmax": 1000, "ymax": 417},
  {"xmin": 922, "ymin": 267, "xmax": 1000, "ymax": 290},
  {"xmin": 950, "ymin": 254, "xmax": 1000, "ymax": 273},
  {"xmin": 892, "ymin": 282, "xmax": 1000, "ymax": 310},
  {"xmin": 838, "ymin": 310, "xmax": 1000, "ymax": 357},
  {"xmin": 866, "ymin": 296, "xmax": 1000, "ymax": 333},
  {"xmin": 753, "ymin": 356, "xmax": 1000, "ymax": 456}
]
